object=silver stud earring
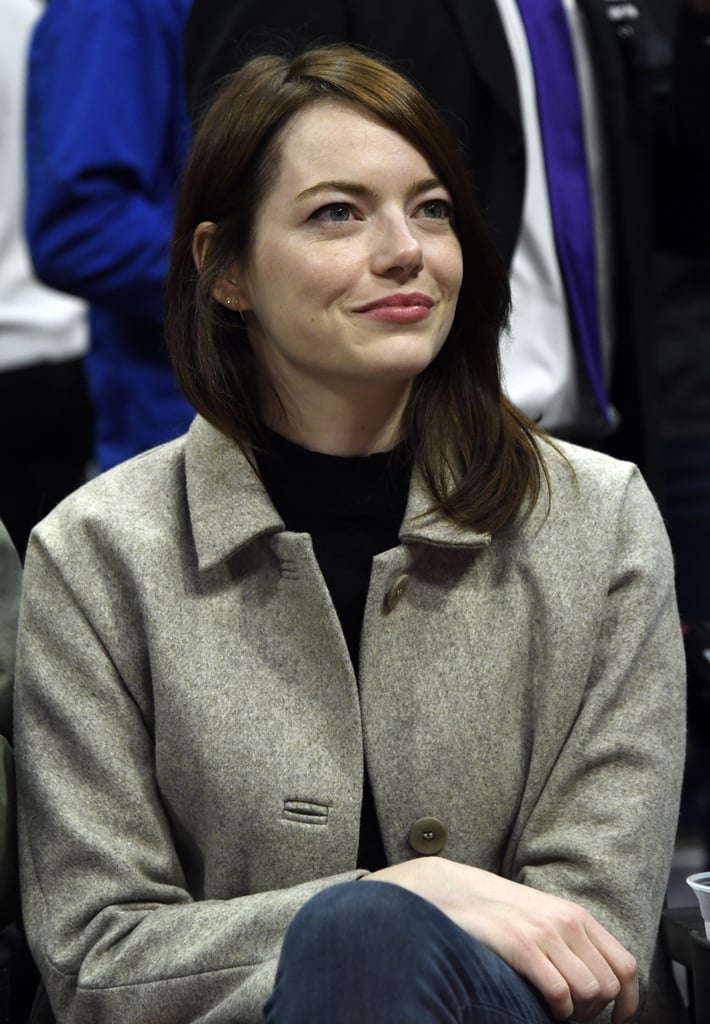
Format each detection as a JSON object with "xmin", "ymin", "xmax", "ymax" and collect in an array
[{"xmin": 225, "ymin": 295, "xmax": 245, "ymax": 324}]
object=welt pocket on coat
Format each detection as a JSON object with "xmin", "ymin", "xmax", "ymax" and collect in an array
[{"xmin": 282, "ymin": 799, "xmax": 330, "ymax": 825}]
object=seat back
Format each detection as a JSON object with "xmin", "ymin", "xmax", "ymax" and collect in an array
[{"xmin": 661, "ymin": 904, "xmax": 710, "ymax": 1022}]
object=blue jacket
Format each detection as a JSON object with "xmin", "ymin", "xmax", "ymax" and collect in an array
[{"xmin": 25, "ymin": 0, "xmax": 194, "ymax": 468}]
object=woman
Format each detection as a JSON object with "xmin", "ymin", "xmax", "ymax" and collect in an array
[{"xmin": 15, "ymin": 46, "xmax": 685, "ymax": 1024}]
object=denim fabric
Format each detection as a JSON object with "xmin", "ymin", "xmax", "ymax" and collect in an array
[{"xmin": 263, "ymin": 880, "xmax": 559, "ymax": 1023}]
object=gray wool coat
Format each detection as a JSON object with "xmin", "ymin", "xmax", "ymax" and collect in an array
[
  {"xmin": 15, "ymin": 416, "xmax": 685, "ymax": 1023},
  {"xmin": 0, "ymin": 518, "xmax": 20, "ymax": 926}
]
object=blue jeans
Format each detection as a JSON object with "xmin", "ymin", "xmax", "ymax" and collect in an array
[{"xmin": 263, "ymin": 880, "xmax": 559, "ymax": 1023}]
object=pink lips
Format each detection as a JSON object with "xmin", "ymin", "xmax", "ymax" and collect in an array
[{"xmin": 354, "ymin": 292, "xmax": 435, "ymax": 324}]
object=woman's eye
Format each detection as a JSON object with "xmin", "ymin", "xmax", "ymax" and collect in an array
[
  {"xmin": 418, "ymin": 199, "xmax": 453, "ymax": 220},
  {"xmin": 310, "ymin": 203, "xmax": 355, "ymax": 223}
]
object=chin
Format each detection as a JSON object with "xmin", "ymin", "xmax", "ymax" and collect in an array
[
  {"xmin": 372, "ymin": 351, "xmax": 443, "ymax": 382},
  {"xmin": 366, "ymin": 334, "xmax": 444, "ymax": 372}
]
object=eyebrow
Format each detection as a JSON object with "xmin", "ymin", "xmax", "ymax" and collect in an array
[{"xmin": 294, "ymin": 176, "xmax": 446, "ymax": 203}]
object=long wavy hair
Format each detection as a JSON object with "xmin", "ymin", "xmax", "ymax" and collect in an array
[{"xmin": 166, "ymin": 45, "xmax": 547, "ymax": 533}]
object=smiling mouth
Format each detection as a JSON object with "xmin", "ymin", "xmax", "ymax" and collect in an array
[
  {"xmin": 354, "ymin": 293, "xmax": 435, "ymax": 323},
  {"xmin": 354, "ymin": 293, "xmax": 435, "ymax": 314}
]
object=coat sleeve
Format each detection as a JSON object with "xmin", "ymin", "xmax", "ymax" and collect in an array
[
  {"xmin": 14, "ymin": 527, "xmax": 365, "ymax": 1023},
  {"xmin": 508, "ymin": 466, "xmax": 686, "ymax": 1020},
  {"xmin": 24, "ymin": 0, "xmax": 191, "ymax": 322},
  {"xmin": 0, "ymin": 520, "xmax": 21, "ymax": 926}
]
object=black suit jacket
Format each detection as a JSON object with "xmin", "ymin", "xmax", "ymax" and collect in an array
[
  {"xmin": 184, "ymin": 0, "xmax": 525, "ymax": 258},
  {"xmin": 182, "ymin": 0, "xmax": 710, "ymax": 486}
]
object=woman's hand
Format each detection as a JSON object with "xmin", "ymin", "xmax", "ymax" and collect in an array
[{"xmin": 364, "ymin": 858, "xmax": 638, "ymax": 1023}]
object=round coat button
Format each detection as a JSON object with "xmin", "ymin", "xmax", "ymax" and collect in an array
[
  {"xmin": 408, "ymin": 817, "xmax": 448, "ymax": 855},
  {"xmin": 385, "ymin": 573, "xmax": 409, "ymax": 611}
]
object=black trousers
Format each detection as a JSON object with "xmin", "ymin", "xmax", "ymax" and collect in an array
[{"xmin": 0, "ymin": 358, "xmax": 94, "ymax": 560}]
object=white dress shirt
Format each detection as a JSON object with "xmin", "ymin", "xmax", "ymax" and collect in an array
[
  {"xmin": 494, "ymin": 0, "xmax": 614, "ymax": 435},
  {"xmin": 0, "ymin": 0, "xmax": 88, "ymax": 373}
]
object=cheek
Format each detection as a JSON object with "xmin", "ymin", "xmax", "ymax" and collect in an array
[
  {"xmin": 295, "ymin": 254, "xmax": 361, "ymax": 310},
  {"xmin": 426, "ymin": 237, "xmax": 463, "ymax": 297},
  {"xmin": 248, "ymin": 238, "xmax": 366, "ymax": 314},
  {"xmin": 445, "ymin": 243, "xmax": 464, "ymax": 295}
]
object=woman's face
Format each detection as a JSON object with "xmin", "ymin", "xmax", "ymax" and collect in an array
[{"xmin": 231, "ymin": 98, "xmax": 463, "ymax": 419}]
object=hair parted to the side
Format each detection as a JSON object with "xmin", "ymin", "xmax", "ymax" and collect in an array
[{"xmin": 165, "ymin": 44, "xmax": 549, "ymax": 533}]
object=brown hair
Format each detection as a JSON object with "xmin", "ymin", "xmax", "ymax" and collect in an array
[{"xmin": 166, "ymin": 45, "xmax": 547, "ymax": 533}]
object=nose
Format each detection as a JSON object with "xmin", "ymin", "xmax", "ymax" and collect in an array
[{"xmin": 371, "ymin": 213, "xmax": 424, "ymax": 281}]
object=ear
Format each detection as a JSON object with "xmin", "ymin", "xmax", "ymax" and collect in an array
[
  {"xmin": 192, "ymin": 221, "xmax": 248, "ymax": 311},
  {"xmin": 192, "ymin": 221, "xmax": 216, "ymax": 274}
]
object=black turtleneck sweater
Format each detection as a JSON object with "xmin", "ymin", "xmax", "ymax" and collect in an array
[{"xmin": 255, "ymin": 427, "xmax": 411, "ymax": 871}]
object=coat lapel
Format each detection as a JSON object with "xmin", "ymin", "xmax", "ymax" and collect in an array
[{"xmin": 445, "ymin": 0, "xmax": 522, "ymax": 127}]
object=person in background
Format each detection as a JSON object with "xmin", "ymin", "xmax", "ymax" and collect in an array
[
  {"xmin": 0, "ymin": 516, "xmax": 40, "ymax": 1024},
  {"xmin": 650, "ymin": 0, "xmax": 710, "ymax": 865},
  {"xmin": 183, "ymin": 0, "xmax": 710, "ymax": 496},
  {"xmin": 0, "ymin": 0, "xmax": 92, "ymax": 560},
  {"xmin": 0, "ymin": 519, "xmax": 20, "ymax": 931},
  {"xmin": 16, "ymin": 46, "xmax": 685, "ymax": 1023},
  {"xmin": 24, "ymin": 0, "xmax": 194, "ymax": 471}
]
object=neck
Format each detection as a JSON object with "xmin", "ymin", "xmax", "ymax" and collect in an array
[{"xmin": 261, "ymin": 380, "xmax": 409, "ymax": 456}]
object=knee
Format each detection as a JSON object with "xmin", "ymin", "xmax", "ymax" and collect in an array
[
  {"xmin": 282, "ymin": 879, "xmax": 417, "ymax": 962},
  {"xmin": 272, "ymin": 881, "xmax": 544, "ymax": 1022}
]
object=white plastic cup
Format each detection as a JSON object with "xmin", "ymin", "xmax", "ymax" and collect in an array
[{"xmin": 687, "ymin": 873, "xmax": 710, "ymax": 940}]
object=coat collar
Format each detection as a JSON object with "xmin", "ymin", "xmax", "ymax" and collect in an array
[
  {"xmin": 399, "ymin": 474, "xmax": 491, "ymax": 550},
  {"xmin": 185, "ymin": 417, "xmax": 283, "ymax": 572},
  {"xmin": 445, "ymin": 0, "xmax": 521, "ymax": 126},
  {"xmin": 445, "ymin": 0, "xmax": 647, "ymax": 128},
  {"xmin": 185, "ymin": 417, "xmax": 491, "ymax": 571}
]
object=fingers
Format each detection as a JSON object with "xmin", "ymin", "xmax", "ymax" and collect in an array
[
  {"xmin": 510, "ymin": 930, "xmax": 614, "ymax": 1020},
  {"xmin": 581, "ymin": 913, "xmax": 639, "ymax": 1022},
  {"xmin": 365, "ymin": 860, "xmax": 640, "ymax": 1023},
  {"xmin": 509, "ymin": 904, "xmax": 639, "ymax": 1023},
  {"xmin": 583, "ymin": 916, "xmax": 638, "ymax": 1024}
]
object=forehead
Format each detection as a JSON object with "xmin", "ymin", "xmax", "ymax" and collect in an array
[{"xmin": 270, "ymin": 98, "xmax": 437, "ymax": 191}]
